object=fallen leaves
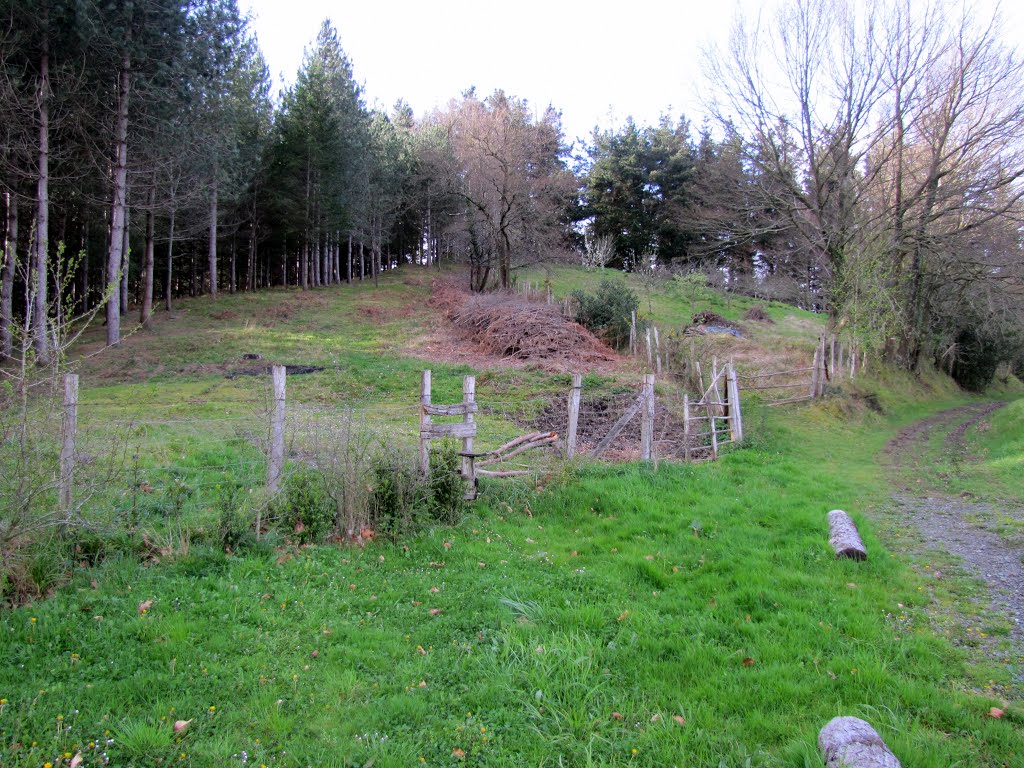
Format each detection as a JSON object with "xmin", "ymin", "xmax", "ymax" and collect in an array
[
  {"xmin": 137, "ymin": 599, "xmax": 153, "ymax": 615},
  {"xmin": 673, "ymin": 715, "xmax": 686, "ymax": 726},
  {"xmin": 429, "ymin": 608, "xmax": 442, "ymax": 616},
  {"xmin": 69, "ymin": 753, "xmax": 83, "ymax": 768},
  {"xmin": 617, "ymin": 610, "xmax": 630, "ymax": 622},
  {"xmin": 430, "ymin": 561, "xmax": 446, "ymax": 569},
  {"xmin": 989, "ymin": 707, "xmax": 1004, "ymax": 719},
  {"xmin": 173, "ymin": 719, "xmax": 192, "ymax": 733},
  {"xmin": 742, "ymin": 657, "xmax": 756, "ymax": 667},
  {"xmin": 452, "ymin": 747, "xmax": 466, "ymax": 759}
]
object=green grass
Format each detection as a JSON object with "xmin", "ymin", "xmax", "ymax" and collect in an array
[
  {"xmin": 3, "ymin": 400, "xmax": 1023, "ymax": 767},
  {"xmin": 4, "ymin": 263, "xmax": 1023, "ymax": 766}
]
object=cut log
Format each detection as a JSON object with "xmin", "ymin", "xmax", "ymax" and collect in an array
[
  {"xmin": 828, "ymin": 509, "xmax": 867, "ymax": 561},
  {"xmin": 819, "ymin": 716, "xmax": 901, "ymax": 768}
]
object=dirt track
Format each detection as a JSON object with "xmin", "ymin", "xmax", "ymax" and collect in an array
[{"xmin": 884, "ymin": 403, "xmax": 1024, "ymax": 671}]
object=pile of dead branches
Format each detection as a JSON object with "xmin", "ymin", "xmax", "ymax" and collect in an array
[
  {"xmin": 436, "ymin": 281, "xmax": 615, "ymax": 369},
  {"xmin": 451, "ymin": 295, "xmax": 614, "ymax": 365}
]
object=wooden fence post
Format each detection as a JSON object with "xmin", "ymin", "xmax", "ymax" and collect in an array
[
  {"xmin": 850, "ymin": 342, "xmax": 857, "ymax": 380},
  {"xmin": 829, "ymin": 335, "xmax": 836, "ymax": 379},
  {"xmin": 653, "ymin": 326, "xmax": 662, "ymax": 374},
  {"xmin": 462, "ymin": 375, "xmax": 475, "ymax": 482},
  {"xmin": 268, "ymin": 365, "xmax": 286, "ymax": 494},
  {"xmin": 566, "ymin": 373, "xmax": 582, "ymax": 459},
  {"xmin": 640, "ymin": 374, "xmax": 655, "ymax": 461},
  {"xmin": 683, "ymin": 394, "xmax": 691, "ymax": 463},
  {"xmin": 59, "ymin": 373, "xmax": 79, "ymax": 513},
  {"xmin": 728, "ymin": 363, "xmax": 743, "ymax": 442},
  {"xmin": 810, "ymin": 346, "xmax": 820, "ymax": 398},
  {"xmin": 630, "ymin": 310, "xmax": 637, "ymax": 355},
  {"xmin": 419, "ymin": 369, "xmax": 432, "ymax": 475},
  {"xmin": 645, "ymin": 327, "xmax": 653, "ymax": 368}
]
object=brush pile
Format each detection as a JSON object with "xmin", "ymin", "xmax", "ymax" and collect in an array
[{"xmin": 433, "ymin": 280, "xmax": 614, "ymax": 369}]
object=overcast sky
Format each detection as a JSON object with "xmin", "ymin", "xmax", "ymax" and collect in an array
[{"xmin": 239, "ymin": 0, "xmax": 1024, "ymax": 145}]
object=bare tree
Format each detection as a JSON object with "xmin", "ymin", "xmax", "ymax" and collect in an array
[
  {"xmin": 444, "ymin": 90, "xmax": 575, "ymax": 291},
  {"xmin": 704, "ymin": 0, "xmax": 1024, "ymax": 369}
]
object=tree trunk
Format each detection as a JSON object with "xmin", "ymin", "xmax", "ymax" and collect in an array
[
  {"xmin": 827, "ymin": 509, "xmax": 867, "ymax": 561},
  {"xmin": 1, "ymin": 192, "xmax": 16, "ymax": 360},
  {"xmin": 33, "ymin": 38, "xmax": 51, "ymax": 362},
  {"xmin": 208, "ymin": 178, "xmax": 218, "ymax": 299},
  {"xmin": 300, "ymin": 239, "xmax": 308, "ymax": 290},
  {"xmin": 79, "ymin": 223, "xmax": 88, "ymax": 313},
  {"xmin": 105, "ymin": 55, "xmax": 130, "ymax": 347},
  {"xmin": 120, "ymin": 203, "xmax": 130, "ymax": 314},
  {"xmin": 359, "ymin": 240, "xmax": 364, "ymax": 281},
  {"xmin": 140, "ymin": 185, "xmax": 155, "ymax": 327},
  {"xmin": 247, "ymin": 216, "xmax": 257, "ymax": 292},
  {"xmin": 229, "ymin": 232, "xmax": 236, "ymax": 294},
  {"xmin": 165, "ymin": 205, "xmax": 175, "ymax": 311},
  {"xmin": 347, "ymin": 233, "xmax": 352, "ymax": 283}
]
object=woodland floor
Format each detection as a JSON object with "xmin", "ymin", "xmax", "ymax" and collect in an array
[{"xmin": 883, "ymin": 403, "xmax": 1024, "ymax": 683}]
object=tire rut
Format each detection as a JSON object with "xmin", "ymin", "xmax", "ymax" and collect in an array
[{"xmin": 883, "ymin": 402, "xmax": 1024, "ymax": 675}]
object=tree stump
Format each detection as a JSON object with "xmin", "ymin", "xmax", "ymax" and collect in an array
[
  {"xmin": 828, "ymin": 509, "xmax": 867, "ymax": 561},
  {"xmin": 819, "ymin": 716, "xmax": 901, "ymax": 768}
]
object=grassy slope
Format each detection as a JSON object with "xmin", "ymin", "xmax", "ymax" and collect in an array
[{"xmin": 2, "ymin": 265, "xmax": 1022, "ymax": 767}]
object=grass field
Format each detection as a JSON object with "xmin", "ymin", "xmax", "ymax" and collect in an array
[{"xmin": 1, "ymin": 264, "xmax": 1022, "ymax": 767}]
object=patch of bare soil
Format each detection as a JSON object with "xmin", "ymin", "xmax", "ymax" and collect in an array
[
  {"xmin": 408, "ymin": 279, "xmax": 622, "ymax": 373},
  {"xmin": 883, "ymin": 403, "xmax": 1024, "ymax": 679}
]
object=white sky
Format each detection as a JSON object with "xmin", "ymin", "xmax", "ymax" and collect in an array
[{"xmin": 239, "ymin": 0, "xmax": 1024, "ymax": 146}]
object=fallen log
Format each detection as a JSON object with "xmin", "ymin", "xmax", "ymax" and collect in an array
[
  {"xmin": 819, "ymin": 716, "xmax": 901, "ymax": 768},
  {"xmin": 828, "ymin": 509, "xmax": 868, "ymax": 561}
]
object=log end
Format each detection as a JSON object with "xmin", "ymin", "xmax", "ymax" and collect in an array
[
  {"xmin": 828, "ymin": 509, "xmax": 868, "ymax": 561},
  {"xmin": 819, "ymin": 716, "xmax": 902, "ymax": 768}
]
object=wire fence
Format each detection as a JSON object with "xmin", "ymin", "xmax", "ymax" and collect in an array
[{"xmin": 2, "ymin": 361, "xmax": 751, "ymax": 544}]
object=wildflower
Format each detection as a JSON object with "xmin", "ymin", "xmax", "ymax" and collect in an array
[{"xmin": 631, "ymin": 749, "xmax": 638, "ymax": 756}]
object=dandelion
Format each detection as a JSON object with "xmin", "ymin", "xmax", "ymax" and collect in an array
[{"xmin": 631, "ymin": 748, "xmax": 638, "ymax": 756}]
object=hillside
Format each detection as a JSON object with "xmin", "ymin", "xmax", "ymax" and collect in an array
[{"xmin": 1, "ymin": 264, "xmax": 1022, "ymax": 768}]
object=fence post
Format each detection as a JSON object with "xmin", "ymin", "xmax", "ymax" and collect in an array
[
  {"xmin": 462, "ymin": 375, "xmax": 475, "ymax": 482},
  {"xmin": 830, "ymin": 335, "xmax": 836, "ymax": 379},
  {"xmin": 640, "ymin": 374, "xmax": 655, "ymax": 461},
  {"xmin": 268, "ymin": 365, "xmax": 286, "ymax": 494},
  {"xmin": 59, "ymin": 373, "xmax": 79, "ymax": 513},
  {"xmin": 850, "ymin": 342, "xmax": 857, "ymax": 380},
  {"xmin": 419, "ymin": 369, "xmax": 432, "ymax": 475},
  {"xmin": 653, "ymin": 326, "xmax": 662, "ymax": 374},
  {"xmin": 683, "ymin": 394, "xmax": 691, "ymax": 463},
  {"xmin": 728, "ymin": 363, "xmax": 743, "ymax": 442},
  {"xmin": 809, "ymin": 346, "xmax": 820, "ymax": 398},
  {"xmin": 630, "ymin": 310, "xmax": 637, "ymax": 355},
  {"xmin": 819, "ymin": 336, "xmax": 828, "ymax": 395},
  {"xmin": 645, "ymin": 327, "xmax": 653, "ymax": 368},
  {"xmin": 566, "ymin": 373, "xmax": 582, "ymax": 459}
]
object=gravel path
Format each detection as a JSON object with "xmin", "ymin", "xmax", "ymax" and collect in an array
[{"xmin": 884, "ymin": 403, "xmax": 1024, "ymax": 662}]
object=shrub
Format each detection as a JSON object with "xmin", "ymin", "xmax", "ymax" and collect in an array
[
  {"xmin": 368, "ymin": 446, "xmax": 423, "ymax": 540},
  {"xmin": 277, "ymin": 468, "xmax": 335, "ymax": 543},
  {"xmin": 950, "ymin": 327, "xmax": 1003, "ymax": 392},
  {"xmin": 570, "ymin": 278, "xmax": 639, "ymax": 349},
  {"xmin": 427, "ymin": 439, "xmax": 466, "ymax": 525}
]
